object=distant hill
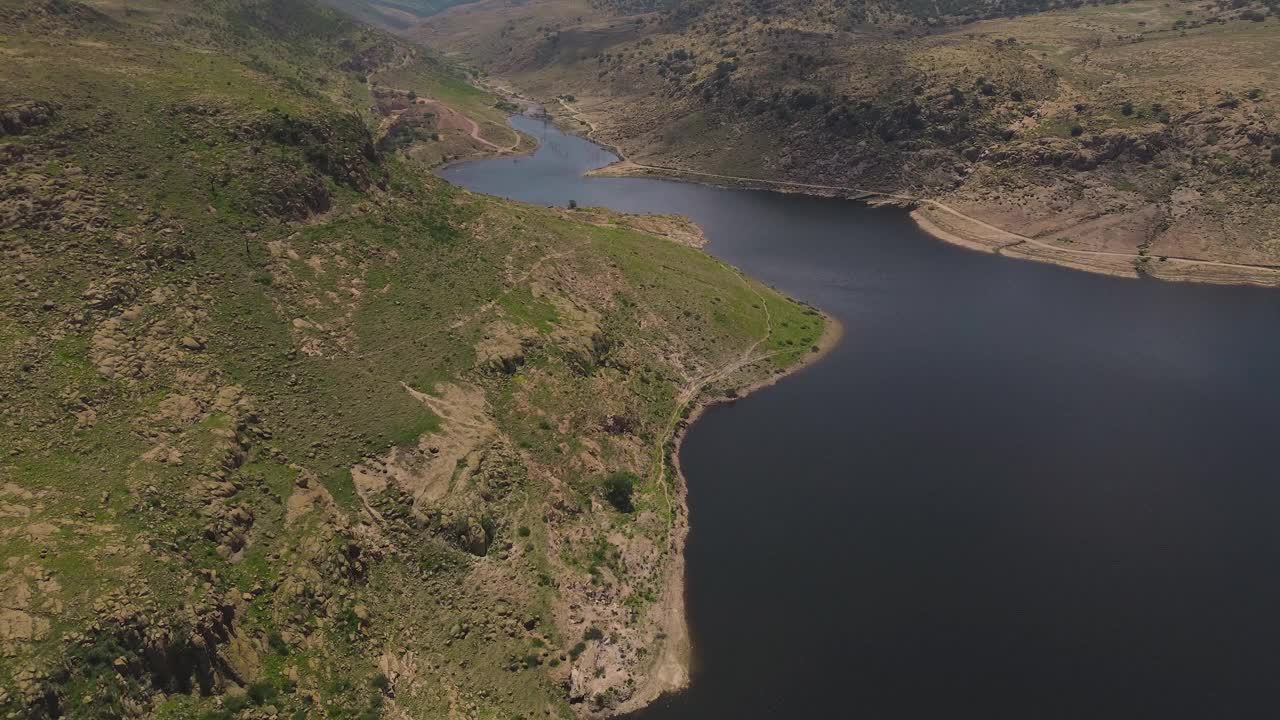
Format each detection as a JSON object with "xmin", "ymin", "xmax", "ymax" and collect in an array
[
  {"xmin": 320, "ymin": 0, "xmax": 480, "ymax": 28},
  {"xmin": 589, "ymin": 0, "xmax": 1076, "ymax": 27}
]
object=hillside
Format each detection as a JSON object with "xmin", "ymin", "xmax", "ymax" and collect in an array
[
  {"xmin": 410, "ymin": 0, "xmax": 1280, "ymax": 281},
  {"xmin": 0, "ymin": 1, "xmax": 826, "ymax": 718},
  {"xmin": 317, "ymin": 0, "xmax": 477, "ymax": 30}
]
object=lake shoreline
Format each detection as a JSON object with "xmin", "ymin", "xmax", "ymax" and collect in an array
[
  {"xmin": 427, "ymin": 82, "xmax": 1280, "ymax": 324},
  {"xmin": 539, "ymin": 96, "xmax": 1280, "ymax": 289},
  {"xmin": 590, "ymin": 160, "xmax": 1280, "ymax": 289},
  {"xmin": 437, "ymin": 112, "xmax": 847, "ymax": 717},
  {"xmin": 441, "ymin": 101, "xmax": 1280, "ymax": 720},
  {"xmin": 618, "ymin": 309, "xmax": 844, "ymax": 715},
  {"xmin": 446, "ymin": 103, "xmax": 1270, "ymax": 715}
]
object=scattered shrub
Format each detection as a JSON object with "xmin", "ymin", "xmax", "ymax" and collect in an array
[
  {"xmin": 267, "ymin": 630, "xmax": 289, "ymax": 655},
  {"xmin": 224, "ymin": 695, "xmax": 250, "ymax": 714},
  {"xmin": 247, "ymin": 681, "xmax": 278, "ymax": 706},
  {"xmin": 601, "ymin": 471, "xmax": 636, "ymax": 512}
]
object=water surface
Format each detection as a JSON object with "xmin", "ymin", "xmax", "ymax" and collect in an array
[{"xmin": 442, "ymin": 116, "xmax": 1280, "ymax": 719}]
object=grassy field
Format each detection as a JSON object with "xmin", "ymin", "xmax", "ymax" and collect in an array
[{"xmin": 0, "ymin": 0, "xmax": 822, "ymax": 717}]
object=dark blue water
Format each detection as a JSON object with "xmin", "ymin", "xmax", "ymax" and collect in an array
[{"xmin": 442, "ymin": 116, "xmax": 1280, "ymax": 719}]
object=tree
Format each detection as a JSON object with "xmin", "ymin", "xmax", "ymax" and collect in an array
[{"xmin": 601, "ymin": 471, "xmax": 636, "ymax": 513}]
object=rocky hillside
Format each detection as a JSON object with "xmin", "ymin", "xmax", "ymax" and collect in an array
[
  {"xmin": 317, "ymin": 0, "xmax": 478, "ymax": 30},
  {"xmin": 413, "ymin": 0, "xmax": 1280, "ymax": 277},
  {"xmin": 0, "ymin": 1, "xmax": 824, "ymax": 718}
]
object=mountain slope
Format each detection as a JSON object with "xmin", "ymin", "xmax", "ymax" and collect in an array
[
  {"xmin": 318, "ymin": 0, "xmax": 478, "ymax": 30},
  {"xmin": 0, "ymin": 1, "xmax": 825, "ymax": 717}
]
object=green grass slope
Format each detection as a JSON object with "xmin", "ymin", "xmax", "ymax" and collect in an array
[{"xmin": 0, "ymin": 1, "xmax": 824, "ymax": 718}]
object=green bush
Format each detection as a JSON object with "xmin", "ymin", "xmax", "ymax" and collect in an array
[
  {"xmin": 601, "ymin": 471, "xmax": 637, "ymax": 513},
  {"xmin": 267, "ymin": 630, "xmax": 289, "ymax": 655},
  {"xmin": 247, "ymin": 681, "xmax": 278, "ymax": 706},
  {"xmin": 224, "ymin": 695, "xmax": 249, "ymax": 714}
]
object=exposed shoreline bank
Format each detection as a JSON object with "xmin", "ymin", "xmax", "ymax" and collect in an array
[
  {"xmin": 619, "ymin": 310, "xmax": 844, "ymax": 714},
  {"xmin": 909, "ymin": 203, "xmax": 1280, "ymax": 287},
  {"xmin": 546, "ymin": 99, "xmax": 1280, "ymax": 289},
  {"xmin": 591, "ymin": 159, "xmax": 1280, "ymax": 289}
]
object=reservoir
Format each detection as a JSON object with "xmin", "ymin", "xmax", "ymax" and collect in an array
[{"xmin": 442, "ymin": 115, "xmax": 1280, "ymax": 719}]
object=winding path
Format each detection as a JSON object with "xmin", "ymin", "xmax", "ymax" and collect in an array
[
  {"xmin": 651, "ymin": 271, "xmax": 777, "ymax": 520},
  {"xmin": 456, "ymin": 109, "xmax": 520, "ymax": 153},
  {"xmin": 368, "ymin": 52, "xmax": 521, "ymax": 154}
]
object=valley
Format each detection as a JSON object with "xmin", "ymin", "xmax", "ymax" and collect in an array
[
  {"xmin": 7, "ymin": 0, "xmax": 1280, "ymax": 717},
  {"xmin": 402, "ymin": 0, "xmax": 1280, "ymax": 283}
]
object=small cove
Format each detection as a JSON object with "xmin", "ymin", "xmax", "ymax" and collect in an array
[{"xmin": 442, "ymin": 115, "xmax": 1280, "ymax": 719}]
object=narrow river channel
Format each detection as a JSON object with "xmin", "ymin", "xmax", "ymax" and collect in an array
[{"xmin": 442, "ymin": 115, "xmax": 1280, "ymax": 719}]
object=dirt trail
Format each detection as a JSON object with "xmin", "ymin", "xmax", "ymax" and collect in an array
[
  {"xmin": 402, "ymin": 98, "xmax": 520, "ymax": 153},
  {"xmin": 455, "ymin": 108, "xmax": 520, "ymax": 152},
  {"xmin": 556, "ymin": 99, "xmax": 1280, "ymax": 280},
  {"xmin": 369, "ymin": 51, "xmax": 520, "ymax": 153},
  {"xmin": 651, "ymin": 272, "xmax": 776, "ymax": 518},
  {"xmin": 375, "ymin": 100, "xmax": 492, "ymax": 148}
]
